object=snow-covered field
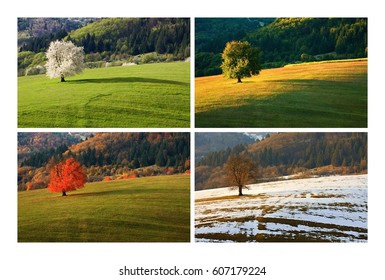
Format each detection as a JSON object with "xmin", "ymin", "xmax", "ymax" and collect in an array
[{"xmin": 195, "ymin": 174, "xmax": 367, "ymax": 242}]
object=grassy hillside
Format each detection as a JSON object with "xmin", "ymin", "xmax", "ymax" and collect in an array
[
  {"xmin": 18, "ymin": 175, "xmax": 190, "ymax": 242},
  {"xmin": 18, "ymin": 62, "xmax": 190, "ymax": 128},
  {"xmin": 195, "ymin": 59, "xmax": 367, "ymax": 127},
  {"xmin": 67, "ymin": 18, "xmax": 133, "ymax": 39}
]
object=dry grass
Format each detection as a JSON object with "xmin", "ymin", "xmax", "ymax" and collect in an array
[{"xmin": 195, "ymin": 60, "xmax": 367, "ymax": 127}]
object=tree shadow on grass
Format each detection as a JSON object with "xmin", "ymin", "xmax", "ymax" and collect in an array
[
  {"xmin": 67, "ymin": 77, "xmax": 189, "ymax": 86},
  {"xmin": 195, "ymin": 79, "xmax": 367, "ymax": 128},
  {"xmin": 238, "ymin": 80, "xmax": 256, "ymax": 84}
]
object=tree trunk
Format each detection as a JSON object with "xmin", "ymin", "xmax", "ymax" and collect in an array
[
  {"xmin": 62, "ymin": 191, "xmax": 67, "ymax": 196},
  {"xmin": 237, "ymin": 77, "xmax": 242, "ymax": 83},
  {"xmin": 238, "ymin": 185, "xmax": 243, "ymax": 196},
  {"xmin": 60, "ymin": 74, "xmax": 66, "ymax": 82}
]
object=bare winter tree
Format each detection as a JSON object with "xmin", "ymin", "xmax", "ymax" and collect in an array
[
  {"xmin": 224, "ymin": 154, "xmax": 258, "ymax": 196},
  {"xmin": 45, "ymin": 40, "xmax": 85, "ymax": 82}
]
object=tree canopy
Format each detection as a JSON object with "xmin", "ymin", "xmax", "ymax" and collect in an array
[
  {"xmin": 221, "ymin": 41, "xmax": 261, "ymax": 83},
  {"xmin": 224, "ymin": 154, "xmax": 258, "ymax": 196},
  {"xmin": 48, "ymin": 157, "xmax": 86, "ymax": 196},
  {"xmin": 45, "ymin": 40, "xmax": 85, "ymax": 82}
]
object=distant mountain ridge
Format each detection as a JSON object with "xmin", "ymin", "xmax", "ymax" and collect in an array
[
  {"xmin": 195, "ymin": 132, "xmax": 265, "ymax": 159},
  {"xmin": 17, "ymin": 18, "xmax": 97, "ymax": 46},
  {"xmin": 18, "ymin": 132, "xmax": 90, "ymax": 160}
]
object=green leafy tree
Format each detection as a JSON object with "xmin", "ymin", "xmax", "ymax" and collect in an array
[{"xmin": 221, "ymin": 41, "xmax": 261, "ymax": 83}]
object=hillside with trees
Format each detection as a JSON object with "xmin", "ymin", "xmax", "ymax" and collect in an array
[
  {"xmin": 18, "ymin": 18, "xmax": 96, "ymax": 47},
  {"xmin": 68, "ymin": 18, "xmax": 190, "ymax": 59},
  {"xmin": 195, "ymin": 132, "xmax": 259, "ymax": 159},
  {"xmin": 18, "ymin": 18, "xmax": 190, "ymax": 76},
  {"xmin": 18, "ymin": 133, "xmax": 190, "ymax": 191},
  {"xmin": 196, "ymin": 133, "xmax": 367, "ymax": 190},
  {"xmin": 18, "ymin": 132, "xmax": 90, "ymax": 163},
  {"xmin": 195, "ymin": 17, "xmax": 367, "ymax": 76},
  {"xmin": 246, "ymin": 17, "xmax": 367, "ymax": 68},
  {"xmin": 195, "ymin": 18, "xmax": 272, "ymax": 77}
]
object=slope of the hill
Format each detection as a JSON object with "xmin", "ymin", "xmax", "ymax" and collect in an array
[
  {"xmin": 68, "ymin": 132, "xmax": 190, "ymax": 169},
  {"xmin": 19, "ymin": 174, "xmax": 190, "ymax": 242},
  {"xmin": 195, "ymin": 59, "xmax": 367, "ymax": 127},
  {"xmin": 67, "ymin": 18, "xmax": 190, "ymax": 58},
  {"xmin": 18, "ymin": 61, "xmax": 190, "ymax": 128},
  {"xmin": 247, "ymin": 17, "xmax": 367, "ymax": 67},
  {"xmin": 195, "ymin": 174, "xmax": 367, "ymax": 242}
]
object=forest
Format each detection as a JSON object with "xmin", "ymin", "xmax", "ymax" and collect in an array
[
  {"xmin": 18, "ymin": 133, "xmax": 190, "ymax": 191},
  {"xmin": 18, "ymin": 18, "xmax": 190, "ymax": 76},
  {"xmin": 195, "ymin": 17, "xmax": 367, "ymax": 76},
  {"xmin": 196, "ymin": 133, "xmax": 367, "ymax": 190},
  {"xmin": 195, "ymin": 18, "xmax": 272, "ymax": 77}
]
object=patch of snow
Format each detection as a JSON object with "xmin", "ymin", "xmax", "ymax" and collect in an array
[
  {"xmin": 243, "ymin": 132, "xmax": 265, "ymax": 141},
  {"xmin": 195, "ymin": 175, "xmax": 367, "ymax": 242}
]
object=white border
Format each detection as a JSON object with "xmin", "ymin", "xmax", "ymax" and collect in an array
[{"xmin": 2, "ymin": 1, "xmax": 384, "ymax": 279}]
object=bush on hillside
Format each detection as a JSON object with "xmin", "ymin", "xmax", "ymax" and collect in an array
[{"xmin": 26, "ymin": 65, "xmax": 46, "ymax": 76}]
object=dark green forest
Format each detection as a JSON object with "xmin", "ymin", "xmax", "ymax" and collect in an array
[
  {"xmin": 73, "ymin": 133, "xmax": 190, "ymax": 170},
  {"xmin": 195, "ymin": 18, "xmax": 273, "ymax": 77},
  {"xmin": 198, "ymin": 133, "xmax": 367, "ymax": 170},
  {"xmin": 195, "ymin": 17, "xmax": 367, "ymax": 77},
  {"xmin": 20, "ymin": 133, "xmax": 189, "ymax": 170}
]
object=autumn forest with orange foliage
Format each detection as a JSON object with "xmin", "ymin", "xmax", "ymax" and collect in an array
[{"xmin": 18, "ymin": 132, "xmax": 190, "ymax": 191}]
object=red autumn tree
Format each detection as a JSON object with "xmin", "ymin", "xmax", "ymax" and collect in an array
[{"xmin": 48, "ymin": 157, "xmax": 86, "ymax": 196}]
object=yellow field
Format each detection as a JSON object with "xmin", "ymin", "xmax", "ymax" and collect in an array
[{"xmin": 195, "ymin": 59, "xmax": 367, "ymax": 128}]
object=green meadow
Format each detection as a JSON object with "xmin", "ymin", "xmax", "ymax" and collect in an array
[
  {"xmin": 18, "ymin": 62, "xmax": 190, "ymax": 128},
  {"xmin": 195, "ymin": 59, "xmax": 367, "ymax": 128},
  {"xmin": 18, "ymin": 175, "xmax": 190, "ymax": 242}
]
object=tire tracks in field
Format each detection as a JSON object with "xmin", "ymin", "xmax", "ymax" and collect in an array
[
  {"xmin": 84, "ymin": 93, "xmax": 113, "ymax": 107},
  {"xmin": 78, "ymin": 93, "xmax": 113, "ymax": 126}
]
